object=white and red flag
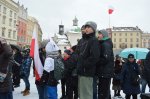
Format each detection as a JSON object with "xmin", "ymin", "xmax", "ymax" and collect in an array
[
  {"xmin": 30, "ymin": 26, "xmax": 43, "ymax": 81},
  {"xmin": 108, "ymin": 6, "xmax": 114, "ymax": 14}
]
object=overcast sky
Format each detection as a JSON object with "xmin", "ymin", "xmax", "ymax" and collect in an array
[{"xmin": 14, "ymin": 0, "xmax": 150, "ymax": 38}]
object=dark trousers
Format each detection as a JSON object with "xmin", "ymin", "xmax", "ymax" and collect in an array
[
  {"xmin": 61, "ymin": 78, "xmax": 66, "ymax": 98},
  {"xmin": 36, "ymin": 85, "xmax": 45, "ymax": 99},
  {"xmin": 22, "ymin": 76, "xmax": 30, "ymax": 90},
  {"xmin": 13, "ymin": 66, "xmax": 20, "ymax": 86},
  {"xmin": 0, "ymin": 92, "xmax": 13, "ymax": 99},
  {"xmin": 98, "ymin": 77, "xmax": 111, "ymax": 99},
  {"xmin": 66, "ymin": 76, "xmax": 78, "ymax": 99},
  {"xmin": 125, "ymin": 94, "xmax": 137, "ymax": 99},
  {"xmin": 93, "ymin": 76, "xmax": 97, "ymax": 99}
]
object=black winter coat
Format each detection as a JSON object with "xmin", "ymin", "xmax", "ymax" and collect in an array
[
  {"xmin": 77, "ymin": 33, "xmax": 100, "ymax": 77},
  {"xmin": 0, "ymin": 44, "xmax": 13, "ymax": 93},
  {"xmin": 96, "ymin": 38, "xmax": 114, "ymax": 78},
  {"xmin": 143, "ymin": 51, "xmax": 150, "ymax": 85}
]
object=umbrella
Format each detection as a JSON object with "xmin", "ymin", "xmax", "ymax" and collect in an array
[
  {"xmin": 119, "ymin": 48, "xmax": 149, "ymax": 59},
  {"xmin": 10, "ymin": 44, "xmax": 21, "ymax": 52}
]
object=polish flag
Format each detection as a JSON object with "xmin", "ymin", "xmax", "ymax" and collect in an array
[
  {"xmin": 30, "ymin": 26, "xmax": 43, "ymax": 81},
  {"xmin": 108, "ymin": 6, "xmax": 114, "ymax": 14}
]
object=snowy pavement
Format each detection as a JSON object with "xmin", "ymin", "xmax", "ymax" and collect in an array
[{"xmin": 13, "ymin": 69, "xmax": 149, "ymax": 99}]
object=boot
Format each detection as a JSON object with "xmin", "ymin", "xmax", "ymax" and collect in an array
[
  {"xmin": 21, "ymin": 89, "xmax": 27, "ymax": 94},
  {"xmin": 23, "ymin": 90, "xmax": 30, "ymax": 96}
]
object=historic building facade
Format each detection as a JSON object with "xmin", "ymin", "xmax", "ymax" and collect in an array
[
  {"xmin": 0, "ymin": 0, "xmax": 18, "ymax": 44},
  {"xmin": 17, "ymin": 3, "xmax": 28, "ymax": 47},
  {"xmin": 141, "ymin": 33, "xmax": 150, "ymax": 48},
  {"xmin": 112, "ymin": 26, "xmax": 143, "ymax": 50}
]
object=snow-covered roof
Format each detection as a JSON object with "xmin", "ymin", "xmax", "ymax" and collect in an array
[
  {"xmin": 55, "ymin": 33, "xmax": 67, "ymax": 39},
  {"xmin": 112, "ymin": 26, "xmax": 141, "ymax": 32},
  {"xmin": 57, "ymin": 39, "xmax": 69, "ymax": 45}
]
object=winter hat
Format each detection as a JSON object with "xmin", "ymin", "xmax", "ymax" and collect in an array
[
  {"xmin": 45, "ymin": 41, "xmax": 59, "ymax": 53},
  {"xmin": 64, "ymin": 50, "xmax": 72, "ymax": 55},
  {"xmin": 71, "ymin": 45, "xmax": 77, "ymax": 51},
  {"xmin": 84, "ymin": 21, "xmax": 97, "ymax": 32},
  {"xmin": 128, "ymin": 54, "xmax": 134, "ymax": 59},
  {"xmin": 98, "ymin": 29, "xmax": 109, "ymax": 38},
  {"xmin": 40, "ymin": 39, "xmax": 50, "ymax": 49}
]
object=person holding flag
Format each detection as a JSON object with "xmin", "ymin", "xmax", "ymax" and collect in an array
[{"xmin": 30, "ymin": 26, "xmax": 44, "ymax": 99}]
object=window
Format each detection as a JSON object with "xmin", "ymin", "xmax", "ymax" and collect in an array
[
  {"xmin": 113, "ymin": 44, "xmax": 116, "ymax": 48},
  {"xmin": 14, "ymin": 20, "xmax": 16, "ymax": 27},
  {"xmin": 2, "ymin": 16, "xmax": 6, "ymax": 24},
  {"xmin": 130, "ymin": 44, "xmax": 133, "ymax": 48},
  {"xmin": 2, "ymin": 28, "xmax": 5, "ymax": 37},
  {"xmin": 8, "ymin": 30, "xmax": 11, "ymax": 38},
  {"xmin": 119, "ymin": 33, "xmax": 122, "ymax": 36},
  {"xmin": 14, "ymin": 13, "xmax": 16, "ymax": 19},
  {"xmin": 9, "ymin": 19, "xmax": 12, "ymax": 26},
  {"xmin": 125, "ymin": 38, "xmax": 127, "ymax": 42},
  {"xmin": 3, "ymin": 7, "xmax": 6, "ymax": 14},
  {"xmin": 119, "ymin": 38, "xmax": 122, "ymax": 42},
  {"xmin": 13, "ymin": 31, "xmax": 16, "ymax": 39},
  {"xmin": 125, "ymin": 33, "xmax": 127, "ymax": 36},
  {"xmin": 10, "ymin": 10, "xmax": 12, "ymax": 17},
  {"xmin": 136, "ymin": 38, "xmax": 139, "ymax": 42},
  {"xmin": 0, "ymin": 5, "xmax": 1, "ymax": 12},
  {"xmin": 136, "ymin": 44, "xmax": 139, "ymax": 47},
  {"xmin": 119, "ymin": 44, "xmax": 122, "ymax": 48},
  {"xmin": 130, "ymin": 33, "xmax": 132, "ymax": 36},
  {"xmin": 114, "ymin": 33, "xmax": 116, "ymax": 36}
]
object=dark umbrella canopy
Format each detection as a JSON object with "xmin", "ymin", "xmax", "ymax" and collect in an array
[{"xmin": 10, "ymin": 44, "xmax": 21, "ymax": 52}]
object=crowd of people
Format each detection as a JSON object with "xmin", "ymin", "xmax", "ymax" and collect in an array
[{"xmin": 0, "ymin": 21, "xmax": 150, "ymax": 99}]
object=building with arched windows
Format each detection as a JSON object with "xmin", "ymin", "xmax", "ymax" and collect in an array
[{"xmin": 141, "ymin": 33, "xmax": 150, "ymax": 48}]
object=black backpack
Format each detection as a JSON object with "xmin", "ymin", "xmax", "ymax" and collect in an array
[{"xmin": 53, "ymin": 57, "xmax": 65, "ymax": 80}]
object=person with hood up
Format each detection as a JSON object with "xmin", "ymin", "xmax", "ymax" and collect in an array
[
  {"xmin": 96, "ymin": 29, "xmax": 114, "ymax": 99},
  {"xmin": 121, "ymin": 54, "xmax": 140, "ymax": 99},
  {"xmin": 77, "ymin": 21, "xmax": 100, "ymax": 99},
  {"xmin": 40, "ymin": 41, "xmax": 60, "ymax": 99}
]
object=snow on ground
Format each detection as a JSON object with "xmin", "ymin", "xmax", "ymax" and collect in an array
[{"xmin": 14, "ymin": 68, "xmax": 150, "ymax": 99}]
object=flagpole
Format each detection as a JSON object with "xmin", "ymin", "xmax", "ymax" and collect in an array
[{"xmin": 109, "ymin": 14, "xmax": 110, "ymax": 28}]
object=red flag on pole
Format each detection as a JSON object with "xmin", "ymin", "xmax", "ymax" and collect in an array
[
  {"xmin": 30, "ymin": 26, "xmax": 43, "ymax": 81},
  {"xmin": 108, "ymin": 6, "xmax": 114, "ymax": 14}
]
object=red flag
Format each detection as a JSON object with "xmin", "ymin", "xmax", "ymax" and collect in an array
[
  {"xmin": 108, "ymin": 6, "xmax": 114, "ymax": 14},
  {"xmin": 30, "ymin": 26, "xmax": 43, "ymax": 81}
]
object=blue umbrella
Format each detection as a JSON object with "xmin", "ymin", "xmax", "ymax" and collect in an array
[{"xmin": 119, "ymin": 48, "xmax": 149, "ymax": 59}]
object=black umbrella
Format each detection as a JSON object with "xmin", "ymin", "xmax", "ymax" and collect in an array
[{"xmin": 10, "ymin": 44, "xmax": 21, "ymax": 52}]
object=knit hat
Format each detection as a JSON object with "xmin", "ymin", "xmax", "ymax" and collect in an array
[
  {"xmin": 71, "ymin": 45, "xmax": 77, "ymax": 51},
  {"xmin": 84, "ymin": 21, "xmax": 97, "ymax": 32},
  {"xmin": 128, "ymin": 54, "xmax": 134, "ymax": 58},
  {"xmin": 64, "ymin": 50, "xmax": 72, "ymax": 55},
  {"xmin": 98, "ymin": 29, "xmax": 109, "ymax": 38}
]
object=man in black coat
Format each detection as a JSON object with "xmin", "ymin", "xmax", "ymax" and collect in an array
[
  {"xmin": 96, "ymin": 29, "xmax": 114, "ymax": 99},
  {"xmin": 77, "ymin": 21, "xmax": 100, "ymax": 99}
]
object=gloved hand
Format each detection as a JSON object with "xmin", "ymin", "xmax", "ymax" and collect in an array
[{"xmin": 39, "ymin": 70, "xmax": 49, "ymax": 85}]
